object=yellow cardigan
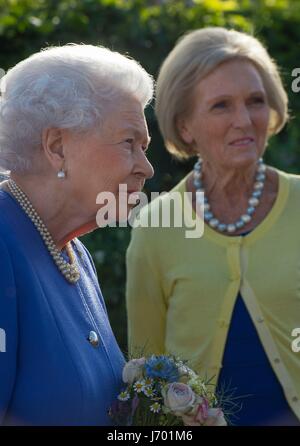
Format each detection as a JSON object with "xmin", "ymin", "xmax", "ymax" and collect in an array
[{"xmin": 126, "ymin": 168, "xmax": 300, "ymax": 420}]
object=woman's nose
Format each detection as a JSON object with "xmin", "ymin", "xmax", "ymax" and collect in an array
[
  {"xmin": 232, "ymin": 104, "xmax": 252, "ymax": 129},
  {"xmin": 139, "ymin": 151, "xmax": 154, "ymax": 180}
]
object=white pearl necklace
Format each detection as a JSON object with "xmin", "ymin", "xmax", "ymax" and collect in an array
[
  {"xmin": 193, "ymin": 158, "xmax": 266, "ymax": 234},
  {"xmin": 7, "ymin": 179, "xmax": 80, "ymax": 284}
]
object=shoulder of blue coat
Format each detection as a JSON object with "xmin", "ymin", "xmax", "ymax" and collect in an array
[
  {"xmin": 72, "ymin": 238, "xmax": 98, "ymax": 275},
  {"xmin": 0, "ymin": 191, "xmax": 13, "ymax": 234}
]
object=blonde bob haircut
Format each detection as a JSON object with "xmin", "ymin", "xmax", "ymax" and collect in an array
[{"xmin": 155, "ymin": 27, "xmax": 289, "ymax": 159}]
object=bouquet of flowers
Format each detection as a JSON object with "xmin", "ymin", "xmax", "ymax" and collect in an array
[{"xmin": 109, "ymin": 355, "xmax": 227, "ymax": 426}]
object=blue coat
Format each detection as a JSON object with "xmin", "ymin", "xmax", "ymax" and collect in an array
[{"xmin": 0, "ymin": 189, "xmax": 125, "ymax": 425}]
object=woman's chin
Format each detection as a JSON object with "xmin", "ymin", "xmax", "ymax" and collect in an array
[
  {"xmin": 225, "ymin": 150, "xmax": 261, "ymax": 169},
  {"xmin": 115, "ymin": 206, "xmax": 134, "ymax": 224}
]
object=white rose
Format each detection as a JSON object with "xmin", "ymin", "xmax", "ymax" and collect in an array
[
  {"xmin": 122, "ymin": 358, "xmax": 146, "ymax": 384},
  {"xmin": 162, "ymin": 382, "xmax": 196, "ymax": 415}
]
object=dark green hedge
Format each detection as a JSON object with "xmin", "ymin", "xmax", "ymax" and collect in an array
[{"xmin": 1, "ymin": 0, "xmax": 300, "ymax": 351}]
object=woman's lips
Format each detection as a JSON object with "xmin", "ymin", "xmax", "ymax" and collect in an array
[
  {"xmin": 229, "ymin": 137, "xmax": 254, "ymax": 147},
  {"xmin": 126, "ymin": 191, "xmax": 141, "ymax": 204},
  {"xmin": 127, "ymin": 191, "xmax": 141, "ymax": 197}
]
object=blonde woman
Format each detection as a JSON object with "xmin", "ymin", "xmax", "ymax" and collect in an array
[{"xmin": 126, "ymin": 28, "xmax": 300, "ymax": 426}]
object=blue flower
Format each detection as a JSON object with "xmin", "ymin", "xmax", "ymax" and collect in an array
[{"xmin": 144, "ymin": 355, "xmax": 179, "ymax": 382}]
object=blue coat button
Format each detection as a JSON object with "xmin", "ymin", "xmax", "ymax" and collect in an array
[{"xmin": 88, "ymin": 331, "xmax": 100, "ymax": 347}]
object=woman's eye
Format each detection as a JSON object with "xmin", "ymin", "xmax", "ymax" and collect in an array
[
  {"xmin": 123, "ymin": 139, "xmax": 148, "ymax": 153},
  {"xmin": 212, "ymin": 101, "xmax": 227, "ymax": 110},
  {"xmin": 250, "ymin": 97, "xmax": 265, "ymax": 105},
  {"xmin": 124, "ymin": 138, "xmax": 134, "ymax": 148}
]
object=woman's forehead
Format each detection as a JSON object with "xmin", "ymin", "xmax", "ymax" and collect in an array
[
  {"xmin": 195, "ymin": 59, "xmax": 265, "ymax": 100},
  {"xmin": 99, "ymin": 105, "xmax": 149, "ymax": 142}
]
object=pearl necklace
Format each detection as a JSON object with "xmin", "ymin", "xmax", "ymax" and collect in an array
[
  {"xmin": 7, "ymin": 179, "xmax": 80, "ymax": 284},
  {"xmin": 193, "ymin": 158, "xmax": 266, "ymax": 234}
]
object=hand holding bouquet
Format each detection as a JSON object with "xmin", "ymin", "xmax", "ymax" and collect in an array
[{"xmin": 109, "ymin": 355, "xmax": 227, "ymax": 426}]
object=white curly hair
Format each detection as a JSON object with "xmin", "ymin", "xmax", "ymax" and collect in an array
[{"xmin": 0, "ymin": 44, "xmax": 154, "ymax": 173}]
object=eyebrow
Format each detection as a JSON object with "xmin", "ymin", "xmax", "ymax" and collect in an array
[
  {"xmin": 120, "ymin": 127, "xmax": 151, "ymax": 145},
  {"xmin": 207, "ymin": 90, "xmax": 266, "ymax": 104}
]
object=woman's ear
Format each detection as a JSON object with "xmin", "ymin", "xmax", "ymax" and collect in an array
[
  {"xmin": 42, "ymin": 128, "xmax": 65, "ymax": 169},
  {"xmin": 176, "ymin": 116, "xmax": 194, "ymax": 145}
]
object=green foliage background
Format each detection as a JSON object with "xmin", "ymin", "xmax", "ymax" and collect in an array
[{"xmin": 1, "ymin": 0, "xmax": 300, "ymax": 352}]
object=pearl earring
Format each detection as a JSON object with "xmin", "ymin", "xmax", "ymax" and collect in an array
[{"xmin": 57, "ymin": 169, "xmax": 66, "ymax": 179}]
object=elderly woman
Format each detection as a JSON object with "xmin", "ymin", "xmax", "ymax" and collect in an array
[
  {"xmin": 126, "ymin": 28, "xmax": 300, "ymax": 426},
  {"xmin": 0, "ymin": 44, "xmax": 154, "ymax": 425}
]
